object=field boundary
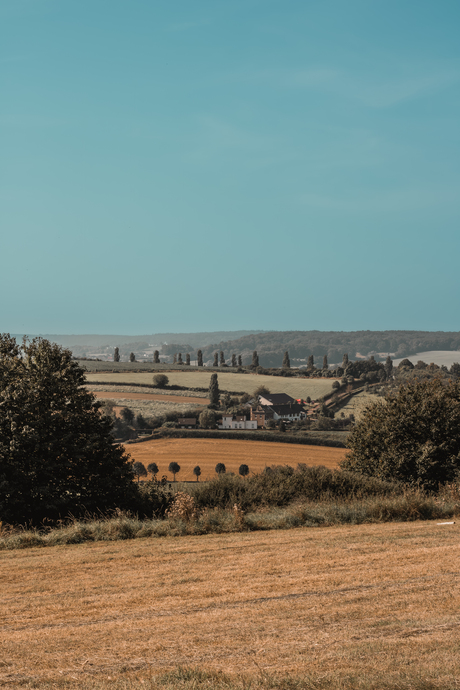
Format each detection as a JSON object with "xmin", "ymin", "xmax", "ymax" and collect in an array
[
  {"xmin": 126, "ymin": 428, "xmax": 346, "ymax": 447},
  {"xmin": 86, "ymin": 380, "xmax": 245, "ymax": 395}
]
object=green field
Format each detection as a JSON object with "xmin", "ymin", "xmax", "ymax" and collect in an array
[{"xmin": 85, "ymin": 370, "xmax": 335, "ymax": 400}]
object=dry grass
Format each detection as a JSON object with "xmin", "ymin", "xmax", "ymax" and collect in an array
[
  {"xmin": 124, "ymin": 438, "xmax": 348, "ymax": 481},
  {"xmin": 85, "ymin": 371, "xmax": 335, "ymax": 400},
  {"xmin": 337, "ymin": 391, "xmax": 378, "ymax": 420},
  {"xmin": 2, "ymin": 521, "xmax": 460, "ymax": 688}
]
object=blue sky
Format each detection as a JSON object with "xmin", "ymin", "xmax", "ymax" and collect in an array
[{"xmin": 2, "ymin": 0, "xmax": 460, "ymax": 335}]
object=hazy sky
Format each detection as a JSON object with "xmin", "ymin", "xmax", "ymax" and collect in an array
[{"xmin": 2, "ymin": 0, "xmax": 460, "ymax": 335}]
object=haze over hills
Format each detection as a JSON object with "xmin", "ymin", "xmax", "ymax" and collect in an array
[{"xmin": 11, "ymin": 330, "xmax": 460, "ymax": 367}]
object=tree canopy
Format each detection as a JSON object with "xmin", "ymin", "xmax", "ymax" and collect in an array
[
  {"xmin": 341, "ymin": 378, "xmax": 460, "ymax": 490},
  {"xmin": 0, "ymin": 335, "xmax": 136, "ymax": 525}
]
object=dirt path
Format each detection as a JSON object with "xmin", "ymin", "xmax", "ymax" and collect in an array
[
  {"xmin": 93, "ymin": 391, "xmax": 209, "ymax": 405},
  {"xmin": 124, "ymin": 437, "xmax": 348, "ymax": 480}
]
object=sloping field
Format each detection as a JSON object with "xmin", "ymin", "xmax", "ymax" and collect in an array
[
  {"xmin": 85, "ymin": 370, "xmax": 335, "ymax": 400},
  {"xmin": 125, "ymin": 438, "xmax": 348, "ymax": 480},
  {"xmin": 2, "ymin": 522, "xmax": 460, "ymax": 688},
  {"xmin": 393, "ymin": 350, "xmax": 460, "ymax": 368},
  {"xmin": 93, "ymin": 391, "xmax": 209, "ymax": 405}
]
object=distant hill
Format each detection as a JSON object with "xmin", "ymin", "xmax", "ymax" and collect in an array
[{"xmin": 200, "ymin": 330, "xmax": 460, "ymax": 368}]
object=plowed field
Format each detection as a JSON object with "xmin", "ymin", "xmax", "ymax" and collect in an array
[{"xmin": 124, "ymin": 438, "xmax": 347, "ymax": 480}]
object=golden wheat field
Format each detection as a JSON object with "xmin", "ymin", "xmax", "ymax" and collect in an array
[
  {"xmin": 124, "ymin": 438, "xmax": 347, "ymax": 480},
  {"xmin": 85, "ymin": 370, "xmax": 335, "ymax": 400},
  {"xmin": 2, "ymin": 521, "xmax": 460, "ymax": 688}
]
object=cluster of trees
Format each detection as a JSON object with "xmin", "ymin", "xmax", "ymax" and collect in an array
[{"xmin": 131, "ymin": 461, "xmax": 250, "ymax": 482}]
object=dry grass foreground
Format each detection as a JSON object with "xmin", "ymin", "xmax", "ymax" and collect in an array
[
  {"xmin": 125, "ymin": 438, "xmax": 347, "ymax": 480},
  {"xmin": 2, "ymin": 521, "xmax": 460, "ymax": 689},
  {"xmin": 85, "ymin": 371, "xmax": 335, "ymax": 400}
]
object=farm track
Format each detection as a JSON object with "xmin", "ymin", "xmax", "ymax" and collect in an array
[
  {"xmin": 2, "ymin": 522, "xmax": 460, "ymax": 686},
  {"xmin": 124, "ymin": 437, "xmax": 348, "ymax": 480}
]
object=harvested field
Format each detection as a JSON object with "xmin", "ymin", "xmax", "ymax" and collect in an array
[
  {"xmin": 85, "ymin": 370, "xmax": 335, "ymax": 400},
  {"xmin": 125, "ymin": 438, "xmax": 347, "ymax": 480},
  {"xmin": 92, "ymin": 390, "xmax": 209, "ymax": 406},
  {"xmin": 2, "ymin": 521, "xmax": 460, "ymax": 688}
]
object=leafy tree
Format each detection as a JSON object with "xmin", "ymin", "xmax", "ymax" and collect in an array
[
  {"xmin": 208, "ymin": 373, "xmax": 220, "ymax": 409},
  {"xmin": 254, "ymin": 384, "xmax": 270, "ymax": 399},
  {"xmin": 121, "ymin": 407, "xmax": 135, "ymax": 425},
  {"xmin": 323, "ymin": 355, "xmax": 328, "ymax": 370},
  {"xmin": 147, "ymin": 462, "xmax": 159, "ymax": 478},
  {"xmin": 153, "ymin": 373, "xmax": 169, "ymax": 388},
  {"xmin": 133, "ymin": 461, "xmax": 147, "ymax": 483},
  {"xmin": 252, "ymin": 351, "xmax": 259, "ymax": 367},
  {"xmin": 213, "ymin": 352, "xmax": 218, "ymax": 367},
  {"xmin": 215, "ymin": 463, "xmax": 226, "ymax": 475},
  {"xmin": 129, "ymin": 352, "xmax": 136, "ymax": 362},
  {"xmin": 153, "ymin": 350, "xmax": 160, "ymax": 363},
  {"xmin": 332, "ymin": 381, "xmax": 340, "ymax": 390},
  {"xmin": 307, "ymin": 355, "xmax": 314, "ymax": 370},
  {"xmin": 238, "ymin": 355, "xmax": 243, "ymax": 367},
  {"xmin": 197, "ymin": 350, "xmax": 203, "ymax": 366},
  {"xmin": 135, "ymin": 413, "xmax": 148, "ymax": 429},
  {"xmin": 185, "ymin": 353, "xmax": 190, "ymax": 365},
  {"xmin": 0, "ymin": 335, "xmax": 136, "ymax": 525},
  {"xmin": 342, "ymin": 378, "xmax": 460, "ymax": 490},
  {"xmin": 114, "ymin": 347, "xmax": 120, "ymax": 362},
  {"xmin": 193, "ymin": 466, "xmax": 202, "ymax": 481},
  {"xmin": 342, "ymin": 354, "xmax": 349, "ymax": 369},
  {"xmin": 450, "ymin": 362, "xmax": 460, "ymax": 378},
  {"xmin": 220, "ymin": 350, "xmax": 225, "ymax": 366},
  {"xmin": 231, "ymin": 354, "xmax": 237, "ymax": 367},
  {"xmin": 168, "ymin": 461, "xmax": 181, "ymax": 481},
  {"xmin": 384, "ymin": 355, "xmax": 393, "ymax": 378},
  {"xmin": 239, "ymin": 464, "xmax": 249, "ymax": 477},
  {"xmin": 282, "ymin": 351, "xmax": 290, "ymax": 368},
  {"xmin": 199, "ymin": 409, "xmax": 217, "ymax": 428},
  {"xmin": 177, "ymin": 352, "xmax": 183, "ymax": 364},
  {"xmin": 398, "ymin": 358, "xmax": 414, "ymax": 370}
]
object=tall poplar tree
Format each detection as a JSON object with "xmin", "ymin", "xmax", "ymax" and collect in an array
[
  {"xmin": 197, "ymin": 349, "xmax": 203, "ymax": 366},
  {"xmin": 114, "ymin": 347, "xmax": 120, "ymax": 362},
  {"xmin": 208, "ymin": 373, "xmax": 220, "ymax": 409},
  {"xmin": 282, "ymin": 351, "xmax": 290, "ymax": 368}
]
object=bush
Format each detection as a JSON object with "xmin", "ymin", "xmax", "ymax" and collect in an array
[
  {"xmin": 153, "ymin": 373, "xmax": 169, "ymax": 388},
  {"xmin": 342, "ymin": 378, "xmax": 460, "ymax": 490}
]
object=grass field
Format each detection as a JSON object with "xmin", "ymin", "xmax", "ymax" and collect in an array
[
  {"xmin": 125, "ymin": 438, "xmax": 348, "ymax": 480},
  {"xmin": 336, "ymin": 391, "xmax": 378, "ymax": 420},
  {"xmin": 2, "ymin": 521, "xmax": 460, "ymax": 689},
  {"xmin": 85, "ymin": 370, "xmax": 335, "ymax": 400}
]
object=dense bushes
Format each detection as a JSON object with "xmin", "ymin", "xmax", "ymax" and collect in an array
[
  {"xmin": 189, "ymin": 464, "xmax": 402, "ymax": 513},
  {"xmin": 154, "ymin": 427, "xmax": 346, "ymax": 447}
]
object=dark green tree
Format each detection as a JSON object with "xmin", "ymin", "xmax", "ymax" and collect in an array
[
  {"xmin": 384, "ymin": 355, "xmax": 393, "ymax": 378},
  {"xmin": 121, "ymin": 407, "xmax": 135, "ymax": 425},
  {"xmin": 282, "ymin": 351, "xmax": 290, "ymax": 368},
  {"xmin": 153, "ymin": 350, "xmax": 160, "ymax": 363},
  {"xmin": 199, "ymin": 409, "xmax": 217, "ymax": 428},
  {"xmin": 278, "ymin": 420, "xmax": 286, "ymax": 432},
  {"xmin": 323, "ymin": 355, "xmax": 328, "ymax": 370},
  {"xmin": 342, "ymin": 354, "xmax": 349, "ymax": 369},
  {"xmin": 208, "ymin": 373, "xmax": 220, "ymax": 409},
  {"xmin": 133, "ymin": 461, "xmax": 147, "ymax": 483},
  {"xmin": 153, "ymin": 373, "xmax": 169, "ymax": 388},
  {"xmin": 114, "ymin": 347, "xmax": 120, "ymax": 362},
  {"xmin": 129, "ymin": 352, "xmax": 136, "ymax": 362},
  {"xmin": 342, "ymin": 378, "xmax": 460, "ymax": 490},
  {"xmin": 450, "ymin": 363, "xmax": 460, "ymax": 378},
  {"xmin": 231, "ymin": 354, "xmax": 237, "ymax": 367},
  {"xmin": 197, "ymin": 350, "xmax": 203, "ymax": 366},
  {"xmin": 193, "ymin": 466, "xmax": 202, "ymax": 481},
  {"xmin": 168, "ymin": 461, "xmax": 181, "ymax": 481},
  {"xmin": 135, "ymin": 413, "xmax": 147, "ymax": 429},
  {"xmin": 254, "ymin": 385, "xmax": 270, "ymax": 400},
  {"xmin": 252, "ymin": 351, "xmax": 259, "ymax": 367},
  {"xmin": 213, "ymin": 352, "xmax": 218, "ymax": 367},
  {"xmin": 0, "ymin": 335, "xmax": 136, "ymax": 525},
  {"xmin": 185, "ymin": 353, "xmax": 190, "ymax": 365},
  {"xmin": 215, "ymin": 463, "xmax": 226, "ymax": 475},
  {"xmin": 147, "ymin": 462, "xmax": 159, "ymax": 478},
  {"xmin": 220, "ymin": 350, "xmax": 225, "ymax": 366},
  {"xmin": 238, "ymin": 355, "xmax": 242, "ymax": 367},
  {"xmin": 307, "ymin": 355, "xmax": 314, "ymax": 370},
  {"xmin": 239, "ymin": 464, "xmax": 249, "ymax": 477},
  {"xmin": 177, "ymin": 352, "xmax": 183, "ymax": 364}
]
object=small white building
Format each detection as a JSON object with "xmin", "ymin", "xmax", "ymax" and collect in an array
[{"xmin": 219, "ymin": 415, "xmax": 257, "ymax": 430}]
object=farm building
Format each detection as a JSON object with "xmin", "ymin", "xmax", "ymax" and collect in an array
[
  {"xmin": 258, "ymin": 393, "xmax": 296, "ymax": 406},
  {"xmin": 219, "ymin": 415, "xmax": 257, "ymax": 430},
  {"xmin": 177, "ymin": 418, "xmax": 198, "ymax": 428}
]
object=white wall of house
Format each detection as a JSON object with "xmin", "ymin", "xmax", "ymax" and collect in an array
[{"xmin": 220, "ymin": 416, "xmax": 258, "ymax": 430}]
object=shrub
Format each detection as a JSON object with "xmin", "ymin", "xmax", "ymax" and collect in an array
[{"xmin": 153, "ymin": 373, "xmax": 169, "ymax": 388}]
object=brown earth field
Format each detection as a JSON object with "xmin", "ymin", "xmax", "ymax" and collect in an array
[
  {"xmin": 93, "ymin": 390, "xmax": 209, "ymax": 405},
  {"xmin": 2, "ymin": 521, "xmax": 460, "ymax": 688},
  {"xmin": 124, "ymin": 438, "xmax": 348, "ymax": 480}
]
